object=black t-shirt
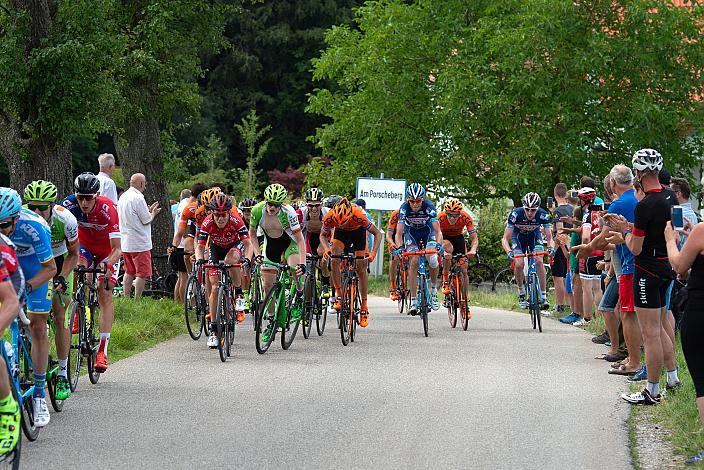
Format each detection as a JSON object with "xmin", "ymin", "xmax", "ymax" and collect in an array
[
  {"xmin": 552, "ymin": 203, "xmax": 573, "ymax": 235},
  {"xmin": 633, "ymin": 188, "xmax": 675, "ymax": 277}
]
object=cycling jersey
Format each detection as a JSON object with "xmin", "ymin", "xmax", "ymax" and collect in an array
[
  {"xmin": 198, "ymin": 214, "xmax": 249, "ymax": 248},
  {"xmin": 179, "ymin": 200, "xmax": 198, "ymax": 229},
  {"xmin": 0, "ymin": 234, "xmax": 24, "ymax": 297},
  {"xmin": 49, "ymin": 205, "xmax": 79, "ymax": 257},
  {"xmin": 387, "ymin": 210, "xmax": 399, "ymax": 236},
  {"xmin": 398, "ymin": 199, "xmax": 438, "ymax": 230},
  {"xmin": 438, "ymin": 211, "xmax": 476, "ymax": 238},
  {"xmin": 322, "ymin": 206, "xmax": 372, "ymax": 233},
  {"xmin": 61, "ymin": 195, "xmax": 120, "ymax": 256},
  {"xmin": 296, "ymin": 205, "xmax": 330, "ymax": 234},
  {"xmin": 633, "ymin": 188, "xmax": 675, "ymax": 277},
  {"xmin": 249, "ymin": 202, "xmax": 302, "ymax": 238},
  {"xmin": 10, "ymin": 209, "xmax": 53, "ymax": 313},
  {"xmin": 506, "ymin": 207, "xmax": 551, "ymax": 235}
]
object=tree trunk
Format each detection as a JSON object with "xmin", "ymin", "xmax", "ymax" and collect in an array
[{"xmin": 114, "ymin": 118, "xmax": 173, "ymax": 263}]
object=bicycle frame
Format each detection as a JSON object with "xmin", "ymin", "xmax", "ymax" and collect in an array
[
  {"xmin": 1, "ymin": 311, "xmax": 34, "ymax": 411},
  {"xmin": 260, "ymin": 260, "xmax": 300, "ymax": 329}
]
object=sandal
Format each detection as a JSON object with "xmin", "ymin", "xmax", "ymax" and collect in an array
[{"xmin": 608, "ymin": 364, "xmax": 639, "ymax": 376}]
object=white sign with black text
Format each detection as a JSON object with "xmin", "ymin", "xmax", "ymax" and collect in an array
[{"xmin": 355, "ymin": 177, "xmax": 406, "ymax": 212}]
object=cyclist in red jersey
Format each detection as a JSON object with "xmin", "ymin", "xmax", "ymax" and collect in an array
[
  {"xmin": 61, "ymin": 173, "xmax": 121, "ymax": 373},
  {"xmin": 195, "ymin": 194, "xmax": 252, "ymax": 348}
]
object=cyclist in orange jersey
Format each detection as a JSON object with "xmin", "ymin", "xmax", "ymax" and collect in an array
[{"xmin": 438, "ymin": 199, "xmax": 478, "ymax": 295}]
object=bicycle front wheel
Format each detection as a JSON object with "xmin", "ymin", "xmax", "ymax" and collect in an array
[
  {"xmin": 67, "ymin": 302, "xmax": 84, "ymax": 392},
  {"xmin": 340, "ymin": 275, "xmax": 353, "ymax": 346},
  {"xmin": 447, "ymin": 275, "xmax": 457, "ymax": 328},
  {"xmin": 419, "ymin": 277, "xmax": 429, "ymax": 337},
  {"xmin": 256, "ymin": 284, "xmax": 280, "ymax": 354},
  {"xmin": 529, "ymin": 274, "xmax": 538, "ymax": 330},
  {"xmin": 281, "ymin": 288, "xmax": 302, "ymax": 350},
  {"xmin": 46, "ymin": 359, "xmax": 63, "ymax": 413},
  {"xmin": 301, "ymin": 274, "xmax": 315, "ymax": 339},
  {"xmin": 316, "ymin": 292, "xmax": 328, "ymax": 336},
  {"xmin": 184, "ymin": 272, "xmax": 202, "ymax": 340},
  {"xmin": 531, "ymin": 273, "xmax": 543, "ymax": 333},
  {"xmin": 18, "ymin": 340, "xmax": 39, "ymax": 441},
  {"xmin": 216, "ymin": 285, "xmax": 229, "ymax": 362},
  {"xmin": 87, "ymin": 306, "xmax": 101, "ymax": 385}
]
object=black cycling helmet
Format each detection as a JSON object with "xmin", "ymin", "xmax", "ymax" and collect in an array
[
  {"xmin": 324, "ymin": 195, "xmax": 343, "ymax": 209},
  {"xmin": 238, "ymin": 197, "xmax": 257, "ymax": 210},
  {"xmin": 74, "ymin": 172, "xmax": 100, "ymax": 195}
]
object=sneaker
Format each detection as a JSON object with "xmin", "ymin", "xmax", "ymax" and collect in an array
[
  {"xmin": 236, "ymin": 311, "xmax": 245, "ymax": 323},
  {"xmin": 359, "ymin": 311, "xmax": 369, "ymax": 327},
  {"xmin": 94, "ymin": 351, "xmax": 109, "ymax": 373},
  {"xmin": 627, "ymin": 365, "xmax": 648, "ymax": 383},
  {"xmin": 235, "ymin": 296, "xmax": 246, "ymax": 312},
  {"xmin": 558, "ymin": 312, "xmax": 579, "ymax": 324},
  {"xmin": 572, "ymin": 317, "xmax": 591, "ymax": 327},
  {"xmin": 441, "ymin": 282, "xmax": 451, "ymax": 295},
  {"xmin": 430, "ymin": 292, "xmax": 440, "ymax": 311},
  {"xmin": 686, "ymin": 450, "xmax": 704, "ymax": 465},
  {"xmin": 592, "ymin": 331, "xmax": 610, "ymax": 344},
  {"xmin": 71, "ymin": 310, "xmax": 79, "ymax": 334},
  {"xmin": 0, "ymin": 401, "xmax": 20, "ymax": 455},
  {"xmin": 408, "ymin": 299, "xmax": 419, "ymax": 316},
  {"xmin": 55, "ymin": 376, "xmax": 71, "ymax": 400},
  {"xmin": 390, "ymin": 290, "xmax": 399, "ymax": 301},
  {"xmin": 621, "ymin": 388, "xmax": 661, "ymax": 405},
  {"xmin": 518, "ymin": 294, "xmax": 527, "ymax": 309},
  {"xmin": 540, "ymin": 299, "xmax": 550, "ymax": 311},
  {"xmin": 207, "ymin": 332, "xmax": 218, "ymax": 349},
  {"xmin": 32, "ymin": 397, "xmax": 50, "ymax": 427},
  {"xmin": 665, "ymin": 381, "xmax": 681, "ymax": 393}
]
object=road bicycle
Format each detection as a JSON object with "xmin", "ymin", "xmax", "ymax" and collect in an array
[
  {"xmin": 68, "ymin": 266, "xmax": 107, "ymax": 390},
  {"xmin": 302, "ymin": 253, "xmax": 329, "ymax": 338},
  {"xmin": 465, "ymin": 253, "xmax": 495, "ymax": 291},
  {"xmin": 184, "ymin": 258, "xmax": 207, "ymax": 340},
  {"xmin": 203, "ymin": 261, "xmax": 241, "ymax": 362},
  {"xmin": 445, "ymin": 253, "xmax": 471, "ymax": 331},
  {"xmin": 403, "ymin": 246, "xmax": 437, "ymax": 337},
  {"xmin": 329, "ymin": 253, "xmax": 367, "ymax": 346},
  {"xmin": 392, "ymin": 248, "xmax": 410, "ymax": 314},
  {"xmin": 514, "ymin": 250, "xmax": 549, "ymax": 333},
  {"xmin": 254, "ymin": 258, "xmax": 304, "ymax": 354}
]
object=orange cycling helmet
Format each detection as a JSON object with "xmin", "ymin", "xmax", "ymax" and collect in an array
[
  {"xmin": 444, "ymin": 198, "xmax": 463, "ymax": 212},
  {"xmin": 333, "ymin": 198, "xmax": 354, "ymax": 225},
  {"xmin": 199, "ymin": 187, "xmax": 221, "ymax": 207}
]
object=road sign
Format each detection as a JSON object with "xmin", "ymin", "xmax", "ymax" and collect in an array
[{"xmin": 356, "ymin": 177, "xmax": 406, "ymax": 212}]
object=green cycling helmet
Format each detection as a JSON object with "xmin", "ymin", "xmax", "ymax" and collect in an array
[
  {"xmin": 24, "ymin": 180, "xmax": 58, "ymax": 203},
  {"xmin": 264, "ymin": 183, "xmax": 287, "ymax": 204}
]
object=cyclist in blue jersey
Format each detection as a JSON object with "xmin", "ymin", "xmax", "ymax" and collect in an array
[
  {"xmin": 394, "ymin": 183, "xmax": 442, "ymax": 314},
  {"xmin": 502, "ymin": 192, "xmax": 553, "ymax": 310},
  {"xmin": 0, "ymin": 188, "xmax": 56, "ymax": 428}
]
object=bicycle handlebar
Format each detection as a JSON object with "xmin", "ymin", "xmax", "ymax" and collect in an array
[
  {"xmin": 328, "ymin": 254, "xmax": 367, "ymax": 260},
  {"xmin": 403, "ymin": 249, "xmax": 437, "ymax": 257},
  {"xmin": 513, "ymin": 250, "xmax": 549, "ymax": 259},
  {"xmin": 74, "ymin": 265, "xmax": 108, "ymax": 274}
]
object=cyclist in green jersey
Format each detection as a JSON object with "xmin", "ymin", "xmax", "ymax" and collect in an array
[
  {"xmin": 249, "ymin": 184, "xmax": 307, "ymax": 295},
  {"xmin": 24, "ymin": 181, "xmax": 79, "ymax": 400}
]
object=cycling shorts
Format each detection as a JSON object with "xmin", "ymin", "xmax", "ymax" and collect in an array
[
  {"xmin": 208, "ymin": 242, "xmax": 244, "ymax": 277},
  {"xmin": 634, "ymin": 266, "xmax": 669, "ymax": 309},
  {"xmin": 332, "ymin": 227, "xmax": 367, "ymax": 254},
  {"xmin": 187, "ymin": 222, "xmax": 197, "ymax": 239},
  {"xmin": 579, "ymin": 256, "xmax": 603, "ymax": 281},
  {"xmin": 26, "ymin": 281, "xmax": 53, "ymax": 314},
  {"xmin": 306, "ymin": 231, "xmax": 322, "ymax": 255},
  {"xmin": 403, "ymin": 226, "xmax": 437, "ymax": 252},
  {"xmin": 79, "ymin": 245, "xmax": 119, "ymax": 286},
  {"xmin": 444, "ymin": 235, "xmax": 466, "ymax": 255},
  {"xmin": 511, "ymin": 231, "xmax": 544, "ymax": 255},
  {"xmin": 551, "ymin": 248, "xmax": 568, "ymax": 278},
  {"xmin": 263, "ymin": 235, "xmax": 298, "ymax": 265}
]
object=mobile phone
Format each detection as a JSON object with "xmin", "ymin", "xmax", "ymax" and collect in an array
[
  {"xmin": 671, "ymin": 205, "xmax": 684, "ymax": 230},
  {"xmin": 588, "ymin": 204, "xmax": 603, "ymax": 212},
  {"xmin": 603, "ymin": 202, "xmax": 611, "ymax": 211},
  {"xmin": 569, "ymin": 190, "xmax": 578, "ymax": 199},
  {"xmin": 547, "ymin": 196, "xmax": 553, "ymax": 208}
]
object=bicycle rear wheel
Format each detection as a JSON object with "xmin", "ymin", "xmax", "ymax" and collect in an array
[
  {"xmin": 281, "ymin": 287, "xmax": 302, "ymax": 350},
  {"xmin": 46, "ymin": 360, "xmax": 63, "ymax": 413},
  {"xmin": 87, "ymin": 306, "xmax": 101, "ymax": 385},
  {"xmin": 256, "ymin": 284, "xmax": 280, "ymax": 354},
  {"xmin": 316, "ymin": 292, "xmax": 328, "ymax": 336},
  {"xmin": 467, "ymin": 263, "xmax": 495, "ymax": 291},
  {"xmin": 302, "ymin": 274, "xmax": 315, "ymax": 339},
  {"xmin": 458, "ymin": 274, "xmax": 470, "ymax": 331},
  {"xmin": 184, "ymin": 272, "xmax": 202, "ymax": 340},
  {"xmin": 0, "ymin": 382, "xmax": 21, "ymax": 468},
  {"xmin": 396, "ymin": 269, "xmax": 405, "ymax": 314},
  {"xmin": 216, "ymin": 285, "xmax": 229, "ymax": 362},
  {"xmin": 447, "ymin": 275, "xmax": 457, "ymax": 329},
  {"xmin": 17, "ymin": 340, "xmax": 39, "ymax": 442},
  {"xmin": 67, "ymin": 302, "xmax": 84, "ymax": 392},
  {"xmin": 340, "ymin": 275, "xmax": 353, "ymax": 346}
]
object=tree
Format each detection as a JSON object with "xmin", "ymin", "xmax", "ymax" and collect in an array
[
  {"xmin": 0, "ymin": 1, "xmax": 118, "ymax": 195},
  {"xmin": 308, "ymin": 0, "xmax": 704, "ymax": 201},
  {"xmin": 233, "ymin": 109, "xmax": 271, "ymax": 199},
  {"xmin": 268, "ymin": 166, "xmax": 305, "ymax": 199}
]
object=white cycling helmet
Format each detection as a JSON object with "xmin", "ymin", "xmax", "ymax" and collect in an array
[
  {"xmin": 632, "ymin": 148, "xmax": 663, "ymax": 172},
  {"xmin": 521, "ymin": 192, "xmax": 541, "ymax": 209}
]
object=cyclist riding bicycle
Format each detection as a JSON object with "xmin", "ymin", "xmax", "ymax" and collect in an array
[
  {"xmin": 238, "ymin": 197, "xmax": 257, "ymax": 228},
  {"xmin": 61, "ymin": 173, "xmax": 121, "ymax": 374},
  {"xmin": 24, "ymin": 180, "xmax": 79, "ymax": 401},
  {"xmin": 320, "ymin": 198, "xmax": 383, "ymax": 327},
  {"xmin": 394, "ymin": 183, "xmax": 441, "ymax": 314},
  {"xmin": 196, "ymin": 193, "xmax": 252, "ymax": 348},
  {"xmin": 386, "ymin": 209, "xmax": 401, "ymax": 301},
  {"xmin": 0, "ymin": 187, "xmax": 56, "ymax": 428},
  {"xmin": 296, "ymin": 188, "xmax": 332, "ymax": 299},
  {"xmin": 169, "ymin": 182, "xmax": 208, "ymax": 258},
  {"xmin": 0, "ymin": 253, "xmax": 21, "ymax": 456},
  {"xmin": 249, "ymin": 184, "xmax": 307, "ymax": 302},
  {"xmin": 439, "ymin": 198, "xmax": 478, "ymax": 295},
  {"xmin": 502, "ymin": 192, "xmax": 553, "ymax": 310}
]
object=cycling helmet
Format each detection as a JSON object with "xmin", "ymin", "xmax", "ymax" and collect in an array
[
  {"xmin": 444, "ymin": 198, "xmax": 463, "ymax": 212},
  {"xmin": 24, "ymin": 180, "xmax": 58, "ymax": 203},
  {"xmin": 333, "ymin": 198, "xmax": 354, "ymax": 225},
  {"xmin": 0, "ymin": 188, "xmax": 22, "ymax": 221},
  {"xmin": 324, "ymin": 195, "xmax": 342, "ymax": 208},
  {"xmin": 209, "ymin": 192, "xmax": 232, "ymax": 212},
  {"xmin": 238, "ymin": 197, "xmax": 257, "ymax": 210},
  {"xmin": 632, "ymin": 148, "xmax": 663, "ymax": 172},
  {"xmin": 304, "ymin": 188, "xmax": 324, "ymax": 202},
  {"xmin": 74, "ymin": 172, "xmax": 100, "ymax": 195},
  {"xmin": 406, "ymin": 183, "xmax": 426, "ymax": 199},
  {"xmin": 577, "ymin": 187, "xmax": 596, "ymax": 204},
  {"xmin": 264, "ymin": 183, "xmax": 287, "ymax": 203},
  {"xmin": 521, "ymin": 192, "xmax": 541, "ymax": 209},
  {"xmin": 199, "ymin": 187, "xmax": 220, "ymax": 207}
]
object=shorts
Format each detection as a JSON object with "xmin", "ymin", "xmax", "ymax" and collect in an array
[
  {"xmin": 403, "ymin": 226, "xmax": 437, "ymax": 251},
  {"xmin": 333, "ymin": 227, "xmax": 367, "ymax": 254},
  {"xmin": 124, "ymin": 251, "xmax": 153, "ymax": 278},
  {"xmin": 579, "ymin": 256, "xmax": 603, "ymax": 280},
  {"xmin": 444, "ymin": 235, "xmax": 466, "ymax": 255},
  {"xmin": 665, "ymin": 280, "xmax": 674, "ymax": 311},
  {"xmin": 263, "ymin": 234, "xmax": 298, "ymax": 264},
  {"xmin": 551, "ymin": 248, "xmax": 568, "ymax": 278},
  {"xmin": 306, "ymin": 231, "xmax": 322, "ymax": 255},
  {"xmin": 566, "ymin": 270, "xmax": 573, "ymax": 294},
  {"xmin": 598, "ymin": 277, "xmax": 619, "ymax": 312},
  {"xmin": 169, "ymin": 248, "xmax": 188, "ymax": 273},
  {"xmin": 619, "ymin": 274, "xmax": 635, "ymax": 313},
  {"xmin": 53, "ymin": 253, "xmax": 74, "ymax": 299},
  {"xmin": 79, "ymin": 245, "xmax": 119, "ymax": 286},
  {"xmin": 208, "ymin": 243, "xmax": 244, "ymax": 277},
  {"xmin": 26, "ymin": 281, "xmax": 53, "ymax": 314},
  {"xmin": 511, "ymin": 231, "xmax": 544, "ymax": 256},
  {"xmin": 634, "ymin": 266, "xmax": 669, "ymax": 309},
  {"xmin": 187, "ymin": 221, "xmax": 196, "ymax": 239}
]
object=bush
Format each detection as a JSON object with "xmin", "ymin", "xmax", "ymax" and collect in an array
[{"xmin": 471, "ymin": 198, "xmax": 513, "ymax": 273}]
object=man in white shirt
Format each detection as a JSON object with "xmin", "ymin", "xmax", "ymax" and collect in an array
[
  {"xmin": 96, "ymin": 153, "xmax": 119, "ymax": 204},
  {"xmin": 117, "ymin": 173, "xmax": 161, "ymax": 298}
]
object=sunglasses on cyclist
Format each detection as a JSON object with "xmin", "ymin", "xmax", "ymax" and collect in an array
[
  {"xmin": 213, "ymin": 211, "xmax": 229, "ymax": 218},
  {"xmin": 76, "ymin": 194, "xmax": 96, "ymax": 201},
  {"xmin": 307, "ymin": 203, "xmax": 321, "ymax": 208},
  {"xmin": 28, "ymin": 203, "xmax": 51, "ymax": 211},
  {"xmin": 524, "ymin": 207, "xmax": 538, "ymax": 213},
  {"xmin": 408, "ymin": 198, "xmax": 423, "ymax": 204},
  {"xmin": 447, "ymin": 212, "xmax": 460, "ymax": 218},
  {"xmin": 266, "ymin": 202, "xmax": 282, "ymax": 208},
  {"xmin": 0, "ymin": 220, "xmax": 14, "ymax": 229}
]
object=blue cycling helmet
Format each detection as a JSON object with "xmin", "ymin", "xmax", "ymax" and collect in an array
[
  {"xmin": 406, "ymin": 183, "xmax": 426, "ymax": 199},
  {"xmin": 0, "ymin": 188, "xmax": 22, "ymax": 221}
]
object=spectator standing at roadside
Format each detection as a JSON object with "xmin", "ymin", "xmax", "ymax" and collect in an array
[
  {"xmin": 171, "ymin": 189, "xmax": 191, "ymax": 303},
  {"xmin": 96, "ymin": 153, "xmax": 119, "ymax": 204},
  {"xmin": 117, "ymin": 173, "xmax": 161, "ymax": 299},
  {"xmin": 671, "ymin": 178, "xmax": 698, "ymax": 246},
  {"xmin": 550, "ymin": 183, "xmax": 573, "ymax": 316}
]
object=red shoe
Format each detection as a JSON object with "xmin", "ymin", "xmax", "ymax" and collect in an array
[
  {"xmin": 71, "ymin": 310, "xmax": 79, "ymax": 334},
  {"xmin": 441, "ymin": 282, "xmax": 451, "ymax": 295},
  {"xmin": 390, "ymin": 290, "xmax": 399, "ymax": 301},
  {"xmin": 359, "ymin": 311, "xmax": 369, "ymax": 328},
  {"xmin": 94, "ymin": 351, "xmax": 109, "ymax": 373},
  {"xmin": 236, "ymin": 311, "xmax": 245, "ymax": 323}
]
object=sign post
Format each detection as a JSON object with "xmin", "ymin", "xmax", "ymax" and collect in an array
[{"xmin": 356, "ymin": 175, "xmax": 406, "ymax": 277}]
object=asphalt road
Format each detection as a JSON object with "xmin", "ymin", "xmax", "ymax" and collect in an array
[{"xmin": 23, "ymin": 297, "xmax": 632, "ymax": 469}]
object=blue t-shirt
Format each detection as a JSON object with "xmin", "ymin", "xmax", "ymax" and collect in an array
[
  {"xmin": 607, "ymin": 189, "xmax": 637, "ymax": 275},
  {"xmin": 506, "ymin": 207, "xmax": 551, "ymax": 237},
  {"xmin": 10, "ymin": 208, "xmax": 53, "ymax": 280},
  {"xmin": 398, "ymin": 199, "xmax": 438, "ymax": 230}
]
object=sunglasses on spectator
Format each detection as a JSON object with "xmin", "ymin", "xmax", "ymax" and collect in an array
[
  {"xmin": 76, "ymin": 194, "xmax": 96, "ymax": 201},
  {"xmin": 307, "ymin": 203, "xmax": 321, "ymax": 208},
  {"xmin": 408, "ymin": 198, "xmax": 423, "ymax": 204},
  {"xmin": 266, "ymin": 202, "xmax": 282, "ymax": 208},
  {"xmin": 0, "ymin": 220, "xmax": 13, "ymax": 229},
  {"xmin": 28, "ymin": 203, "xmax": 51, "ymax": 211}
]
